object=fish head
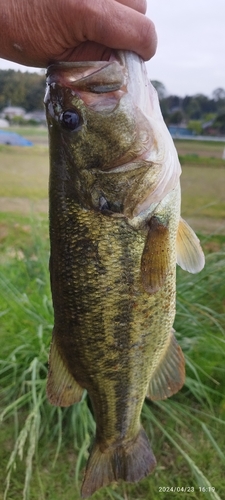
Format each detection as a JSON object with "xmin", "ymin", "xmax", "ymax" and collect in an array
[
  {"xmin": 45, "ymin": 52, "xmax": 181, "ymax": 218},
  {"xmin": 45, "ymin": 56, "xmax": 138, "ymax": 169}
]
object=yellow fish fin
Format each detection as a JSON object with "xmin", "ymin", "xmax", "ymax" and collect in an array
[
  {"xmin": 141, "ymin": 216, "xmax": 170, "ymax": 294},
  {"xmin": 81, "ymin": 427, "xmax": 156, "ymax": 498},
  {"xmin": 47, "ymin": 334, "xmax": 84, "ymax": 407},
  {"xmin": 176, "ymin": 217, "xmax": 205, "ymax": 273},
  {"xmin": 147, "ymin": 331, "xmax": 185, "ymax": 401}
]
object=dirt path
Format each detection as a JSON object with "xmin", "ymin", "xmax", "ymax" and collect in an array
[{"xmin": 0, "ymin": 197, "xmax": 48, "ymax": 214}]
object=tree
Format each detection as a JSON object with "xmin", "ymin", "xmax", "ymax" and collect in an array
[
  {"xmin": 212, "ymin": 87, "xmax": 225, "ymax": 102},
  {"xmin": 0, "ymin": 69, "xmax": 45, "ymax": 111},
  {"xmin": 151, "ymin": 80, "xmax": 167, "ymax": 100},
  {"xmin": 188, "ymin": 120, "xmax": 202, "ymax": 135},
  {"xmin": 213, "ymin": 112, "xmax": 225, "ymax": 135},
  {"xmin": 25, "ymin": 77, "xmax": 46, "ymax": 111},
  {"xmin": 167, "ymin": 110, "xmax": 183, "ymax": 125}
]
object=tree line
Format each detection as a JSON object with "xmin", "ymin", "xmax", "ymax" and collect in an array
[
  {"xmin": 152, "ymin": 81, "xmax": 225, "ymax": 135},
  {"xmin": 0, "ymin": 69, "xmax": 45, "ymax": 111},
  {"xmin": 0, "ymin": 70, "xmax": 224, "ymax": 135}
]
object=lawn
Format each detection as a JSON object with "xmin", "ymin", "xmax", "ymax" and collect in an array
[
  {"xmin": 9, "ymin": 126, "xmax": 49, "ymax": 146},
  {"xmin": 174, "ymin": 139, "xmax": 225, "ymax": 159},
  {"xmin": 0, "ymin": 136, "xmax": 224, "ymax": 232},
  {"xmin": 0, "ymin": 136, "xmax": 225, "ymax": 500},
  {"xmin": 0, "ymin": 145, "xmax": 49, "ymax": 199}
]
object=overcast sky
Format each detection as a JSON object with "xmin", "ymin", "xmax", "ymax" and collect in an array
[
  {"xmin": 0, "ymin": 0, "xmax": 224, "ymax": 97},
  {"xmin": 146, "ymin": 0, "xmax": 225, "ymax": 96}
]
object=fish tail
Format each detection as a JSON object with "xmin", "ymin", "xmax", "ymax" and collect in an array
[{"xmin": 81, "ymin": 427, "xmax": 156, "ymax": 498}]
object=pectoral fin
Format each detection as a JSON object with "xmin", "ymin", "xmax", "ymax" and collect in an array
[
  {"xmin": 141, "ymin": 216, "xmax": 170, "ymax": 294},
  {"xmin": 47, "ymin": 334, "xmax": 84, "ymax": 407},
  {"xmin": 147, "ymin": 331, "xmax": 185, "ymax": 401},
  {"xmin": 176, "ymin": 217, "xmax": 205, "ymax": 273}
]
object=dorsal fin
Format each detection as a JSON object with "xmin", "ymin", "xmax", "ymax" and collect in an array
[{"xmin": 176, "ymin": 217, "xmax": 205, "ymax": 273}]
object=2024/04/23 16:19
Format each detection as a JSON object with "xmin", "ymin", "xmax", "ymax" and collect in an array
[{"xmin": 159, "ymin": 486, "xmax": 216, "ymax": 493}]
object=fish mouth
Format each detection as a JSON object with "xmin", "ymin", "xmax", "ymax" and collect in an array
[
  {"xmin": 45, "ymin": 52, "xmax": 130, "ymax": 138},
  {"xmin": 46, "ymin": 51, "xmax": 126, "ymax": 93}
]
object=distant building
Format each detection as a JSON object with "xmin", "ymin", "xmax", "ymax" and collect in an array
[
  {"xmin": 2, "ymin": 106, "xmax": 25, "ymax": 119},
  {"xmin": 0, "ymin": 107, "xmax": 46, "ymax": 125},
  {"xmin": 168, "ymin": 125, "xmax": 194, "ymax": 138},
  {"xmin": 0, "ymin": 118, "xmax": 9, "ymax": 128},
  {"xmin": 202, "ymin": 120, "xmax": 219, "ymax": 136},
  {"xmin": 24, "ymin": 110, "xmax": 46, "ymax": 124}
]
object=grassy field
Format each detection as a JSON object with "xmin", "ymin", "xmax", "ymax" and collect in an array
[
  {"xmin": 0, "ymin": 134, "xmax": 225, "ymax": 232},
  {"xmin": 0, "ymin": 134, "xmax": 225, "ymax": 500},
  {"xmin": 9, "ymin": 126, "xmax": 49, "ymax": 146},
  {"xmin": 174, "ymin": 139, "xmax": 225, "ymax": 159}
]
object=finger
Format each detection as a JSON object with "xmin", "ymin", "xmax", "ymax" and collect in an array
[
  {"xmin": 81, "ymin": 1, "xmax": 157, "ymax": 61},
  {"xmin": 62, "ymin": 42, "xmax": 113, "ymax": 63},
  {"xmin": 115, "ymin": 0, "xmax": 147, "ymax": 15}
]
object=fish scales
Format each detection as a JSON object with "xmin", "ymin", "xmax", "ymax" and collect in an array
[
  {"xmin": 50, "ymin": 200, "xmax": 157, "ymax": 433},
  {"xmin": 45, "ymin": 51, "xmax": 205, "ymax": 497}
]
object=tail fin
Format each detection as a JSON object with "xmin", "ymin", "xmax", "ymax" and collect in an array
[{"xmin": 81, "ymin": 427, "xmax": 156, "ymax": 498}]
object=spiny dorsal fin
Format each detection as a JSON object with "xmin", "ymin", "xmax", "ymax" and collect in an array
[
  {"xmin": 47, "ymin": 334, "xmax": 84, "ymax": 407},
  {"xmin": 176, "ymin": 217, "xmax": 205, "ymax": 273},
  {"xmin": 81, "ymin": 427, "xmax": 156, "ymax": 498},
  {"xmin": 141, "ymin": 216, "xmax": 170, "ymax": 294},
  {"xmin": 147, "ymin": 330, "xmax": 185, "ymax": 401}
]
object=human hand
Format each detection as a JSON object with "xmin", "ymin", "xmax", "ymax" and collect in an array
[{"xmin": 0, "ymin": 0, "xmax": 157, "ymax": 67}]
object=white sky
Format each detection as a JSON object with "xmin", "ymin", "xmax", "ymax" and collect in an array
[
  {"xmin": 146, "ymin": 0, "xmax": 225, "ymax": 96},
  {"xmin": 0, "ymin": 0, "xmax": 224, "ymax": 97}
]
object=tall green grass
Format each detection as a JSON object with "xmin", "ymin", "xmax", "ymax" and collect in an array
[{"xmin": 0, "ymin": 214, "xmax": 225, "ymax": 500}]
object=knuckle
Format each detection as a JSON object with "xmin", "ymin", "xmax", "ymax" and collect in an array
[
  {"xmin": 141, "ymin": 0, "xmax": 148, "ymax": 14},
  {"xmin": 135, "ymin": 0, "xmax": 147, "ymax": 14}
]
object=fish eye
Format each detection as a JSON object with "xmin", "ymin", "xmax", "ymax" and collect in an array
[{"xmin": 60, "ymin": 109, "xmax": 81, "ymax": 131}]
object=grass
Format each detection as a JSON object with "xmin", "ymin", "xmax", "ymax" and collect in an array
[
  {"xmin": 0, "ymin": 137, "xmax": 225, "ymax": 499},
  {"xmin": 181, "ymin": 165, "xmax": 225, "ymax": 219},
  {"xmin": 180, "ymin": 156, "xmax": 225, "ymax": 168},
  {"xmin": 0, "ymin": 145, "xmax": 49, "ymax": 199},
  {"xmin": 0, "ymin": 137, "xmax": 224, "ymax": 226},
  {"xmin": 9, "ymin": 126, "xmax": 48, "ymax": 138},
  {"xmin": 174, "ymin": 139, "xmax": 225, "ymax": 159},
  {"xmin": 9, "ymin": 126, "xmax": 49, "ymax": 146},
  {"xmin": 0, "ymin": 214, "xmax": 225, "ymax": 500}
]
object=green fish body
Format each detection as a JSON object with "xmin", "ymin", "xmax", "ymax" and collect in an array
[{"xmin": 45, "ymin": 52, "xmax": 204, "ymax": 498}]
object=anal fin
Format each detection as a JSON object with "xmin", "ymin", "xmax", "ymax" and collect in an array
[
  {"xmin": 47, "ymin": 334, "xmax": 84, "ymax": 407},
  {"xmin": 176, "ymin": 217, "xmax": 205, "ymax": 273},
  {"xmin": 147, "ymin": 331, "xmax": 185, "ymax": 401},
  {"xmin": 81, "ymin": 427, "xmax": 156, "ymax": 498},
  {"xmin": 141, "ymin": 216, "xmax": 170, "ymax": 294}
]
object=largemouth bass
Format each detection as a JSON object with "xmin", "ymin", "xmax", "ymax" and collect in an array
[{"xmin": 44, "ymin": 51, "xmax": 204, "ymax": 498}]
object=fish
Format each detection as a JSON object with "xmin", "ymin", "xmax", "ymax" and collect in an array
[{"xmin": 44, "ymin": 51, "xmax": 205, "ymax": 498}]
